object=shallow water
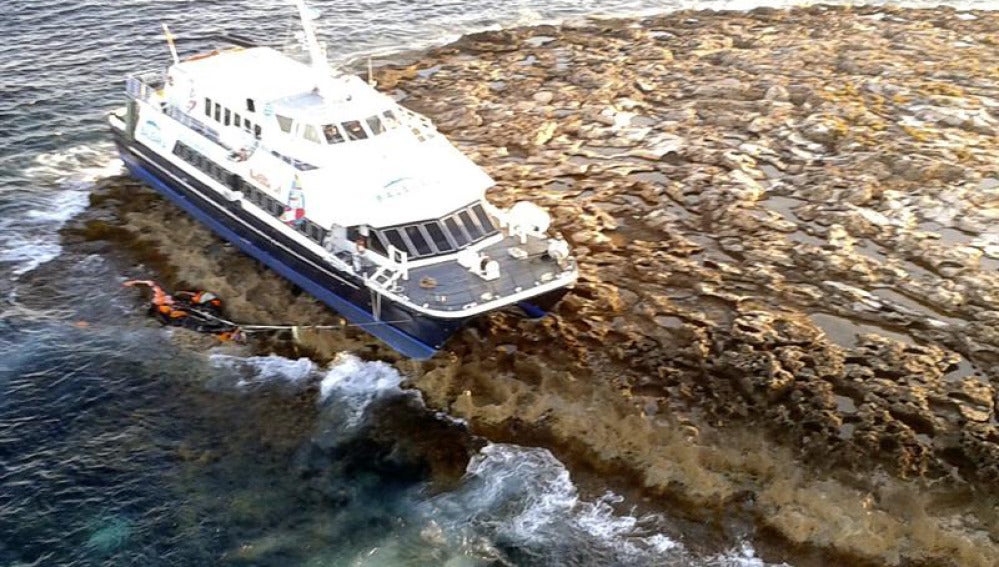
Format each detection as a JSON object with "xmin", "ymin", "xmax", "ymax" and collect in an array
[{"xmin": 0, "ymin": 0, "xmax": 991, "ymax": 565}]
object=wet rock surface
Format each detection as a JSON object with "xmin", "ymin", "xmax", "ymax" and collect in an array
[{"xmin": 80, "ymin": 6, "xmax": 999, "ymax": 567}]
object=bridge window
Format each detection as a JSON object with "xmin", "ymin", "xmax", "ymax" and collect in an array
[
  {"xmin": 405, "ymin": 226, "xmax": 432, "ymax": 256},
  {"xmin": 471, "ymin": 204, "xmax": 496, "ymax": 232},
  {"xmin": 276, "ymin": 115, "xmax": 293, "ymax": 134},
  {"xmin": 246, "ymin": 98, "xmax": 255, "ymax": 113},
  {"xmin": 444, "ymin": 217, "xmax": 469, "ymax": 247},
  {"xmin": 366, "ymin": 115, "xmax": 386, "ymax": 135},
  {"xmin": 214, "ymin": 103, "xmax": 221, "ymax": 122},
  {"xmin": 204, "ymin": 98, "xmax": 211, "ymax": 117},
  {"xmin": 254, "ymin": 125, "xmax": 262, "ymax": 138},
  {"xmin": 233, "ymin": 112, "xmax": 241, "ymax": 127},
  {"xmin": 342, "ymin": 120, "xmax": 367, "ymax": 141},
  {"xmin": 369, "ymin": 234, "xmax": 387, "ymax": 255},
  {"xmin": 303, "ymin": 124, "xmax": 322, "ymax": 144},
  {"xmin": 424, "ymin": 222, "xmax": 453, "ymax": 252},
  {"xmin": 458, "ymin": 210, "xmax": 483, "ymax": 240},
  {"xmin": 383, "ymin": 229, "xmax": 407, "ymax": 252},
  {"xmin": 323, "ymin": 124, "xmax": 345, "ymax": 144}
]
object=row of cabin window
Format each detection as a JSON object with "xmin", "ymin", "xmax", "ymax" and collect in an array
[
  {"xmin": 205, "ymin": 98, "xmax": 262, "ymax": 138},
  {"xmin": 276, "ymin": 110, "xmax": 425, "ymax": 146},
  {"xmin": 242, "ymin": 184, "xmax": 327, "ymax": 245},
  {"xmin": 372, "ymin": 204, "xmax": 498, "ymax": 260},
  {"xmin": 174, "ymin": 143, "xmax": 233, "ymax": 186}
]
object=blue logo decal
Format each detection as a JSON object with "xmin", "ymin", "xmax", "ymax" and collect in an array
[{"xmin": 140, "ymin": 120, "xmax": 164, "ymax": 148}]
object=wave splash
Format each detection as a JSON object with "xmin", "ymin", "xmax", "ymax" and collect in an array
[
  {"xmin": 200, "ymin": 353, "xmax": 783, "ymax": 566},
  {"xmin": 209, "ymin": 353, "xmax": 317, "ymax": 387},
  {"xmin": 423, "ymin": 443, "xmax": 684, "ymax": 566},
  {"xmin": 0, "ymin": 143, "xmax": 120, "ymax": 278},
  {"xmin": 319, "ymin": 353, "xmax": 420, "ymax": 430}
]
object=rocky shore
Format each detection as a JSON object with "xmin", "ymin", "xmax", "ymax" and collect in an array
[{"xmin": 77, "ymin": 5, "xmax": 999, "ymax": 566}]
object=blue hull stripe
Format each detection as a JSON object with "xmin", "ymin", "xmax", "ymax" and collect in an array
[{"xmin": 120, "ymin": 153, "xmax": 438, "ymax": 360}]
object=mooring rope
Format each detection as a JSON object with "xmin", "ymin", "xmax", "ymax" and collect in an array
[{"xmin": 186, "ymin": 307, "xmax": 410, "ymax": 334}]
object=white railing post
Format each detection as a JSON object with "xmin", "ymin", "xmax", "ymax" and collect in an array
[{"xmin": 386, "ymin": 245, "xmax": 409, "ymax": 282}]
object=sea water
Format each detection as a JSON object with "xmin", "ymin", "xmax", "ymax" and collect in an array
[{"xmin": 0, "ymin": 0, "xmax": 987, "ymax": 565}]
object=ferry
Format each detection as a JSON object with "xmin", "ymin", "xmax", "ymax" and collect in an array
[{"xmin": 108, "ymin": 0, "xmax": 578, "ymax": 359}]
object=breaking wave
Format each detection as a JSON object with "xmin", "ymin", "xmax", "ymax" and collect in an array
[
  {"xmin": 0, "ymin": 143, "xmax": 120, "ymax": 278},
  {"xmin": 422, "ymin": 443, "xmax": 783, "ymax": 566},
  {"xmin": 311, "ymin": 356, "xmax": 783, "ymax": 566},
  {"xmin": 318, "ymin": 353, "xmax": 420, "ymax": 429},
  {"xmin": 208, "ymin": 353, "xmax": 317, "ymax": 387}
]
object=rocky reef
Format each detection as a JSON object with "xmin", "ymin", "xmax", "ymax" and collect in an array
[{"xmin": 80, "ymin": 5, "xmax": 999, "ymax": 566}]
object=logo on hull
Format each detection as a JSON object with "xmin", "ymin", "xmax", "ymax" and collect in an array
[
  {"xmin": 249, "ymin": 169, "xmax": 272, "ymax": 189},
  {"xmin": 140, "ymin": 120, "xmax": 165, "ymax": 148}
]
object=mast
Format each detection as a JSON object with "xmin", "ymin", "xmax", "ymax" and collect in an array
[
  {"xmin": 293, "ymin": 0, "xmax": 332, "ymax": 88},
  {"xmin": 162, "ymin": 23, "xmax": 180, "ymax": 65}
]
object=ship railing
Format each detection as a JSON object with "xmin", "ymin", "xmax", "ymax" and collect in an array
[
  {"xmin": 164, "ymin": 105, "xmax": 222, "ymax": 145},
  {"xmin": 365, "ymin": 245, "xmax": 409, "ymax": 295},
  {"xmin": 124, "ymin": 70, "xmax": 166, "ymax": 103},
  {"xmin": 386, "ymin": 245, "xmax": 410, "ymax": 282}
]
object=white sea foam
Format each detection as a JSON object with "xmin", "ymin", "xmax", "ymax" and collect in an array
[
  {"xmin": 422, "ymin": 443, "xmax": 790, "ymax": 566},
  {"xmin": 706, "ymin": 541, "xmax": 776, "ymax": 566},
  {"xmin": 0, "ymin": 143, "xmax": 121, "ymax": 278},
  {"xmin": 424, "ymin": 444, "xmax": 687, "ymax": 564},
  {"xmin": 209, "ymin": 353, "xmax": 317, "ymax": 387},
  {"xmin": 319, "ymin": 353, "xmax": 416, "ymax": 428}
]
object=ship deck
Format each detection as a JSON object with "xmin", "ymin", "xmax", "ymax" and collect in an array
[{"xmin": 391, "ymin": 235, "xmax": 574, "ymax": 312}]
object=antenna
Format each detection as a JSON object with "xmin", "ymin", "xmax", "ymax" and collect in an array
[
  {"xmin": 162, "ymin": 23, "xmax": 180, "ymax": 65},
  {"xmin": 293, "ymin": 0, "xmax": 328, "ymax": 81}
]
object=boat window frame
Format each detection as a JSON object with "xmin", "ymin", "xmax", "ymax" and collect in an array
[
  {"xmin": 302, "ymin": 124, "xmax": 323, "ymax": 144},
  {"xmin": 423, "ymin": 221, "xmax": 454, "ymax": 253},
  {"xmin": 342, "ymin": 120, "xmax": 368, "ymax": 141},
  {"xmin": 404, "ymin": 225, "xmax": 433, "ymax": 257},
  {"xmin": 471, "ymin": 203, "xmax": 496, "ymax": 233},
  {"xmin": 369, "ymin": 233, "xmax": 388, "ymax": 256},
  {"xmin": 276, "ymin": 115, "xmax": 294, "ymax": 134},
  {"xmin": 443, "ymin": 216, "xmax": 471, "ymax": 247},
  {"xmin": 322, "ymin": 123, "xmax": 345, "ymax": 144},
  {"xmin": 382, "ymin": 228, "xmax": 407, "ymax": 252},
  {"xmin": 459, "ymin": 209, "xmax": 485, "ymax": 241},
  {"xmin": 366, "ymin": 115, "xmax": 386, "ymax": 136}
]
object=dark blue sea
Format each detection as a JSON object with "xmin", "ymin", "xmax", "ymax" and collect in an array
[{"xmin": 0, "ymin": 0, "xmax": 987, "ymax": 565}]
